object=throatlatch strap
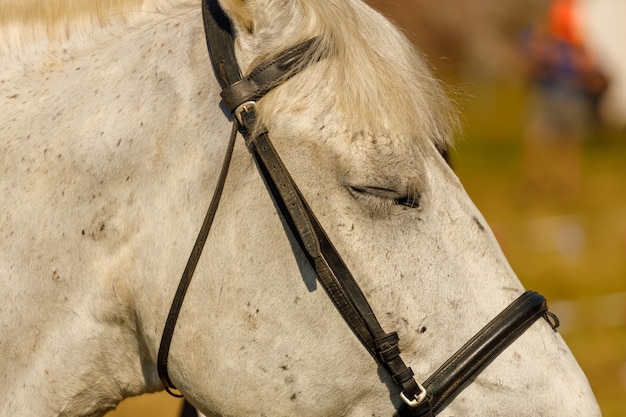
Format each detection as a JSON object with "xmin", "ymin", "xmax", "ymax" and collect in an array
[{"xmin": 157, "ymin": 122, "xmax": 238, "ymax": 395}]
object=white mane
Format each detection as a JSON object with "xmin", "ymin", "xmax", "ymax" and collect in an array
[
  {"xmin": 0, "ymin": 0, "xmax": 184, "ymax": 50},
  {"xmin": 251, "ymin": 0, "xmax": 458, "ymax": 152},
  {"xmin": 1, "ymin": 0, "xmax": 457, "ymax": 150}
]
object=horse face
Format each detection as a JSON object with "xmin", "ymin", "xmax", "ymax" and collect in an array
[{"xmin": 162, "ymin": 0, "xmax": 601, "ymax": 416}]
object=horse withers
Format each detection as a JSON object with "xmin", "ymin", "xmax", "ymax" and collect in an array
[{"xmin": 0, "ymin": 0, "xmax": 601, "ymax": 416}]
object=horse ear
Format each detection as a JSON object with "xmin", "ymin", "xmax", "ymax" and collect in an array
[{"xmin": 218, "ymin": 0, "xmax": 302, "ymax": 38}]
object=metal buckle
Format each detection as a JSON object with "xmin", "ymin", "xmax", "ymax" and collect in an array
[
  {"xmin": 400, "ymin": 382, "xmax": 428, "ymax": 408},
  {"xmin": 234, "ymin": 101, "xmax": 257, "ymax": 126}
]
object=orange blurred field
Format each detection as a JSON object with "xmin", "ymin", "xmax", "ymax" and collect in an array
[{"xmin": 106, "ymin": 393, "xmax": 181, "ymax": 417}]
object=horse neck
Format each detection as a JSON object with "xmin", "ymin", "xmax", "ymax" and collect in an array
[{"xmin": 0, "ymin": 6, "xmax": 229, "ymax": 415}]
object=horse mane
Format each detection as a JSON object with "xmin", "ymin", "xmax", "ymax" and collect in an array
[
  {"xmin": 256, "ymin": 0, "xmax": 458, "ymax": 151},
  {"xmin": 2, "ymin": 0, "xmax": 457, "ymax": 150},
  {"xmin": 0, "ymin": 0, "xmax": 182, "ymax": 50}
]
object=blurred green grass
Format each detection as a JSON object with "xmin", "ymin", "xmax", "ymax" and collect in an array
[{"xmin": 454, "ymin": 81, "xmax": 626, "ymax": 417}]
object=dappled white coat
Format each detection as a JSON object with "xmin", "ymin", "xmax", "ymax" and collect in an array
[{"xmin": 0, "ymin": 0, "xmax": 601, "ymax": 416}]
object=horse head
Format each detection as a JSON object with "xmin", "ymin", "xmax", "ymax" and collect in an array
[
  {"xmin": 0, "ymin": 0, "xmax": 601, "ymax": 416},
  {"xmin": 148, "ymin": 1, "xmax": 600, "ymax": 415}
]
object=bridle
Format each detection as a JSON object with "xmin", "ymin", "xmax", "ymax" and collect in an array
[{"xmin": 157, "ymin": 1, "xmax": 560, "ymax": 415}]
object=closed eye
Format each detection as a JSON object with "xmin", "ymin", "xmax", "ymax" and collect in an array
[
  {"xmin": 395, "ymin": 193, "xmax": 420, "ymax": 209},
  {"xmin": 348, "ymin": 185, "xmax": 421, "ymax": 212}
]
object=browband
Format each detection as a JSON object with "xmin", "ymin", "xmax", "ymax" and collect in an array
[{"xmin": 202, "ymin": 0, "xmax": 317, "ymax": 113}]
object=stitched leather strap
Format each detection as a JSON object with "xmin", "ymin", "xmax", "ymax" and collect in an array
[
  {"xmin": 396, "ymin": 291, "xmax": 557, "ymax": 416},
  {"xmin": 221, "ymin": 39, "xmax": 318, "ymax": 113},
  {"xmin": 238, "ymin": 109, "xmax": 423, "ymax": 402},
  {"xmin": 202, "ymin": 0, "xmax": 317, "ymax": 113}
]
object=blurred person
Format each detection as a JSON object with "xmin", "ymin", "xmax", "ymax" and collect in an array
[{"xmin": 519, "ymin": 0, "xmax": 608, "ymax": 205}]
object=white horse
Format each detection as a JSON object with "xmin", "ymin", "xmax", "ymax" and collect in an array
[{"xmin": 0, "ymin": 1, "xmax": 601, "ymax": 416}]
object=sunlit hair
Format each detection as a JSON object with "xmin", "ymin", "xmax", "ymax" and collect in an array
[
  {"xmin": 2, "ymin": 0, "xmax": 457, "ymax": 150},
  {"xmin": 0, "ymin": 0, "xmax": 184, "ymax": 50},
  {"xmin": 254, "ymin": 0, "xmax": 458, "ymax": 151}
]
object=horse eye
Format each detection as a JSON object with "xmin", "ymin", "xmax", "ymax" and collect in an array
[
  {"xmin": 348, "ymin": 185, "xmax": 421, "ymax": 210},
  {"xmin": 395, "ymin": 194, "xmax": 420, "ymax": 209}
]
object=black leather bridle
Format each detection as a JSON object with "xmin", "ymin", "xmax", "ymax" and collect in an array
[{"xmin": 157, "ymin": 1, "xmax": 560, "ymax": 415}]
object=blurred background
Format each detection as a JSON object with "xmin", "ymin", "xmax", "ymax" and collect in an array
[{"xmin": 107, "ymin": 0, "xmax": 625, "ymax": 415}]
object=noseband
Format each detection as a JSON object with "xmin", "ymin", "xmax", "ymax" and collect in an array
[{"xmin": 157, "ymin": 1, "xmax": 560, "ymax": 415}]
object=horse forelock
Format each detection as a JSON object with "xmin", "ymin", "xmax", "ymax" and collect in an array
[
  {"xmin": 0, "ymin": 0, "xmax": 187, "ymax": 51},
  {"xmin": 255, "ymin": 0, "xmax": 459, "ymax": 153}
]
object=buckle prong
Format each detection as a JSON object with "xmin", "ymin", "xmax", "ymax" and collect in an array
[{"xmin": 234, "ymin": 101, "xmax": 257, "ymax": 126}]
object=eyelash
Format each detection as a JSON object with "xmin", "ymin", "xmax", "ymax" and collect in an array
[{"xmin": 348, "ymin": 187, "xmax": 420, "ymax": 215}]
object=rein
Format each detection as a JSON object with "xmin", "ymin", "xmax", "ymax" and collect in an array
[{"xmin": 157, "ymin": 1, "xmax": 560, "ymax": 415}]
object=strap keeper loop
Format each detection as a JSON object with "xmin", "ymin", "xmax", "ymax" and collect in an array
[
  {"xmin": 375, "ymin": 332, "xmax": 399, "ymax": 349},
  {"xmin": 393, "ymin": 367, "xmax": 416, "ymax": 385},
  {"xmin": 379, "ymin": 344, "xmax": 401, "ymax": 362}
]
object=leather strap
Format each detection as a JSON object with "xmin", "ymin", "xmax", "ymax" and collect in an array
[
  {"xmin": 238, "ymin": 109, "xmax": 424, "ymax": 403},
  {"xmin": 396, "ymin": 291, "xmax": 558, "ymax": 416},
  {"xmin": 157, "ymin": 0, "xmax": 324, "ymax": 395},
  {"xmin": 157, "ymin": 122, "xmax": 238, "ymax": 395},
  {"xmin": 159, "ymin": 0, "xmax": 423, "ymax": 403},
  {"xmin": 221, "ymin": 38, "xmax": 318, "ymax": 113},
  {"xmin": 202, "ymin": 0, "xmax": 240, "ymax": 90},
  {"xmin": 202, "ymin": 0, "xmax": 318, "ymax": 113}
]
